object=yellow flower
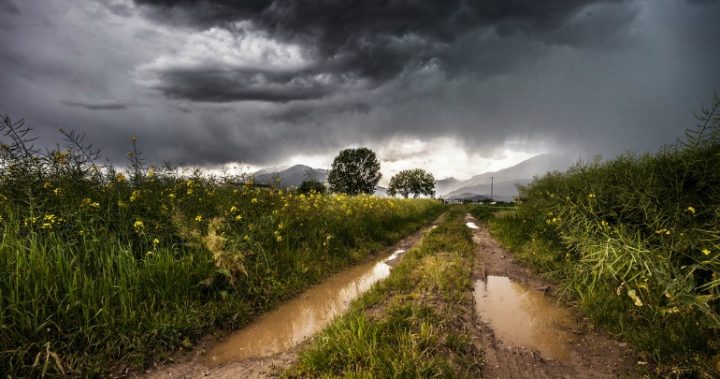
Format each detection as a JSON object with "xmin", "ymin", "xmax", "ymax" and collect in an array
[
  {"xmin": 276, "ymin": 235, "xmax": 283, "ymax": 242},
  {"xmin": 147, "ymin": 168, "xmax": 155, "ymax": 178},
  {"xmin": 133, "ymin": 220, "xmax": 144, "ymax": 233},
  {"xmin": 687, "ymin": 206, "xmax": 696, "ymax": 215},
  {"xmin": 194, "ymin": 215, "xmax": 203, "ymax": 222},
  {"xmin": 152, "ymin": 238, "xmax": 160, "ymax": 248},
  {"xmin": 116, "ymin": 173, "xmax": 127, "ymax": 182},
  {"xmin": 230, "ymin": 205, "xmax": 238, "ymax": 213},
  {"xmin": 129, "ymin": 190, "xmax": 141, "ymax": 202},
  {"xmin": 702, "ymin": 248, "xmax": 711, "ymax": 256},
  {"xmin": 168, "ymin": 193, "xmax": 176, "ymax": 200},
  {"xmin": 243, "ymin": 235, "xmax": 250, "ymax": 241},
  {"xmin": 627, "ymin": 289, "xmax": 643, "ymax": 307},
  {"xmin": 251, "ymin": 198, "xmax": 258, "ymax": 204}
]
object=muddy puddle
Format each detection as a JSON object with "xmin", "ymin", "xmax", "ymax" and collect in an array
[
  {"xmin": 474, "ymin": 275, "xmax": 578, "ymax": 361},
  {"xmin": 205, "ymin": 249, "xmax": 406, "ymax": 365}
]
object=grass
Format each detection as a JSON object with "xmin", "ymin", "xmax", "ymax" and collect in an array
[
  {"xmin": 284, "ymin": 206, "xmax": 483, "ymax": 378},
  {"xmin": 484, "ymin": 95, "xmax": 720, "ymax": 377},
  {"xmin": 0, "ymin": 116, "xmax": 446, "ymax": 377}
]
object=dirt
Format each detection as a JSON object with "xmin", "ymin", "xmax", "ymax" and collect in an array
[
  {"xmin": 133, "ymin": 221, "xmax": 436, "ymax": 379},
  {"xmin": 464, "ymin": 213, "xmax": 639, "ymax": 379}
]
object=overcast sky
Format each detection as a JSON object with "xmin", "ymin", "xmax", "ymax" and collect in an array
[{"xmin": 1, "ymin": 0, "xmax": 719, "ymax": 180}]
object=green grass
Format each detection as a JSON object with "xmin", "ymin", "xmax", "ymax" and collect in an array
[
  {"xmin": 285, "ymin": 207, "xmax": 482, "ymax": 378},
  {"xmin": 0, "ymin": 116, "xmax": 446, "ymax": 377},
  {"xmin": 484, "ymin": 96, "xmax": 720, "ymax": 376}
]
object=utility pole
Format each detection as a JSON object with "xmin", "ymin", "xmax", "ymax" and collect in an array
[{"xmin": 490, "ymin": 176, "xmax": 494, "ymax": 201}]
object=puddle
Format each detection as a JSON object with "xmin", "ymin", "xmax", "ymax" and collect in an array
[
  {"xmin": 466, "ymin": 222, "xmax": 479, "ymax": 229},
  {"xmin": 205, "ymin": 250, "xmax": 406, "ymax": 365},
  {"xmin": 474, "ymin": 276, "xmax": 578, "ymax": 361}
]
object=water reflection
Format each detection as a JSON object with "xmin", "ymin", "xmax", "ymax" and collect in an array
[
  {"xmin": 473, "ymin": 276, "xmax": 577, "ymax": 360},
  {"xmin": 205, "ymin": 250, "xmax": 405, "ymax": 365}
]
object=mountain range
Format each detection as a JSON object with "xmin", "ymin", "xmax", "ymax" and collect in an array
[{"xmin": 251, "ymin": 154, "xmax": 573, "ymax": 201}]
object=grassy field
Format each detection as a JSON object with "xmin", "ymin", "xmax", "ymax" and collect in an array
[
  {"xmin": 485, "ymin": 97, "xmax": 720, "ymax": 376},
  {"xmin": 0, "ymin": 118, "xmax": 445, "ymax": 377},
  {"xmin": 284, "ymin": 206, "xmax": 483, "ymax": 378}
]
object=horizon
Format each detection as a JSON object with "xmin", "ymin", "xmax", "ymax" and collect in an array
[{"xmin": 1, "ymin": 0, "xmax": 719, "ymax": 181}]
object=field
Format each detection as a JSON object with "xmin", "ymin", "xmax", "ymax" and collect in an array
[
  {"xmin": 486, "ymin": 97, "xmax": 720, "ymax": 375},
  {"xmin": 0, "ymin": 119, "xmax": 444, "ymax": 377}
]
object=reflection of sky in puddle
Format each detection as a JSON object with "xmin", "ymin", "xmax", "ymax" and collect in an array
[
  {"xmin": 465, "ymin": 222, "xmax": 479, "ymax": 229},
  {"xmin": 205, "ymin": 250, "xmax": 404, "ymax": 365},
  {"xmin": 474, "ymin": 276, "xmax": 577, "ymax": 361}
]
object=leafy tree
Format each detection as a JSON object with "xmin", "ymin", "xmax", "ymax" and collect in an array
[
  {"xmin": 299, "ymin": 168, "xmax": 326, "ymax": 194},
  {"xmin": 327, "ymin": 147, "xmax": 382, "ymax": 195},
  {"xmin": 387, "ymin": 169, "xmax": 435, "ymax": 198}
]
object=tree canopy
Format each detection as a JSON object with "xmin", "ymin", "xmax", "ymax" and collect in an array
[
  {"xmin": 327, "ymin": 147, "xmax": 382, "ymax": 195},
  {"xmin": 387, "ymin": 169, "xmax": 435, "ymax": 198}
]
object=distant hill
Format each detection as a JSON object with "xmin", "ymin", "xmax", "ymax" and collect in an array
[
  {"xmin": 434, "ymin": 177, "xmax": 463, "ymax": 195},
  {"xmin": 442, "ymin": 154, "xmax": 573, "ymax": 201},
  {"xmin": 252, "ymin": 165, "xmax": 328, "ymax": 188}
]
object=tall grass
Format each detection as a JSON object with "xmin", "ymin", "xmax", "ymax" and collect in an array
[
  {"xmin": 0, "ymin": 116, "xmax": 445, "ymax": 377},
  {"xmin": 489, "ymin": 95, "xmax": 720, "ymax": 375}
]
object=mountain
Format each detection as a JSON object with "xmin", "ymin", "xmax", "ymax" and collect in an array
[
  {"xmin": 434, "ymin": 177, "xmax": 463, "ymax": 195},
  {"xmin": 252, "ymin": 164, "xmax": 328, "ymax": 188},
  {"xmin": 443, "ymin": 154, "xmax": 573, "ymax": 201}
]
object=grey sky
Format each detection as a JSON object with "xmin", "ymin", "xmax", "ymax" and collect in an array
[{"xmin": 0, "ymin": 0, "xmax": 718, "ymax": 178}]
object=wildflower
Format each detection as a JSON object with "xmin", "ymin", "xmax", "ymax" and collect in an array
[
  {"xmin": 601, "ymin": 220, "xmax": 608, "ymax": 228},
  {"xmin": 41, "ymin": 214, "xmax": 58, "ymax": 230},
  {"xmin": 133, "ymin": 220, "xmax": 144, "ymax": 233},
  {"xmin": 686, "ymin": 206, "xmax": 696, "ymax": 215},
  {"xmin": 186, "ymin": 188, "xmax": 193, "ymax": 195},
  {"xmin": 588, "ymin": 193, "xmax": 596, "ymax": 199},
  {"xmin": 251, "ymin": 198, "xmax": 258, "ymax": 204},
  {"xmin": 234, "ymin": 215, "xmax": 242, "ymax": 221},
  {"xmin": 53, "ymin": 187, "xmax": 61, "ymax": 196},
  {"xmin": 194, "ymin": 215, "xmax": 203, "ymax": 222},
  {"xmin": 276, "ymin": 235, "xmax": 283, "ymax": 242},
  {"xmin": 168, "ymin": 193, "xmax": 176, "ymax": 200},
  {"xmin": 243, "ymin": 235, "xmax": 250, "ymax": 241},
  {"xmin": 117, "ymin": 200, "xmax": 128, "ymax": 208},
  {"xmin": 152, "ymin": 238, "xmax": 160, "ymax": 248},
  {"xmin": 115, "ymin": 173, "xmax": 127, "ymax": 182},
  {"xmin": 147, "ymin": 168, "xmax": 155, "ymax": 178},
  {"xmin": 702, "ymin": 248, "xmax": 711, "ymax": 256},
  {"xmin": 627, "ymin": 289, "xmax": 643, "ymax": 307},
  {"xmin": 129, "ymin": 190, "xmax": 141, "ymax": 202},
  {"xmin": 230, "ymin": 205, "xmax": 238, "ymax": 213}
]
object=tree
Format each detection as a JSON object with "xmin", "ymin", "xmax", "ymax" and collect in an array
[
  {"xmin": 387, "ymin": 169, "xmax": 435, "ymax": 198},
  {"xmin": 327, "ymin": 147, "xmax": 382, "ymax": 195},
  {"xmin": 299, "ymin": 168, "xmax": 326, "ymax": 194}
]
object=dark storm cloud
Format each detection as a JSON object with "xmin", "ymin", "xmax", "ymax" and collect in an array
[
  {"xmin": 61, "ymin": 99, "xmax": 141, "ymax": 111},
  {"xmin": 0, "ymin": 0, "xmax": 20, "ymax": 15},
  {"xmin": 133, "ymin": 0, "xmax": 630, "ymax": 103}
]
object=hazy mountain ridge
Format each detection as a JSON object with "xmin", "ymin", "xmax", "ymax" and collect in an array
[
  {"xmin": 253, "ymin": 164, "xmax": 328, "ymax": 188},
  {"xmin": 442, "ymin": 154, "xmax": 573, "ymax": 201}
]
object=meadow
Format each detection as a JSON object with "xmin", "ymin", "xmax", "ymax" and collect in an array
[
  {"xmin": 0, "ymin": 117, "xmax": 444, "ymax": 377},
  {"xmin": 486, "ymin": 96, "xmax": 720, "ymax": 376}
]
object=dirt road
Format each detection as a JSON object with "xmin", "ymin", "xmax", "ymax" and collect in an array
[{"xmin": 465, "ymin": 214, "xmax": 637, "ymax": 378}]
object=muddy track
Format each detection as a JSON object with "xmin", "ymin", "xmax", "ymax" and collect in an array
[
  {"xmin": 134, "ymin": 220, "xmax": 440, "ymax": 379},
  {"xmin": 465, "ymin": 214, "xmax": 638, "ymax": 379}
]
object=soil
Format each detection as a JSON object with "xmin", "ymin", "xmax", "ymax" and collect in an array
[
  {"xmin": 133, "ymin": 213, "xmax": 639, "ymax": 378},
  {"xmin": 132, "ymin": 221, "xmax": 436, "ymax": 379},
  {"xmin": 464, "ymin": 213, "xmax": 639, "ymax": 379}
]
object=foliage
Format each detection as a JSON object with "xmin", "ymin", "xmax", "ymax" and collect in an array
[
  {"xmin": 387, "ymin": 168, "xmax": 436, "ymax": 198},
  {"xmin": 0, "ymin": 115, "xmax": 445, "ymax": 377},
  {"xmin": 327, "ymin": 147, "xmax": 382, "ymax": 195},
  {"xmin": 299, "ymin": 179, "xmax": 326, "ymax": 194},
  {"xmin": 285, "ymin": 207, "xmax": 482, "ymax": 378},
  {"xmin": 487, "ymin": 95, "xmax": 720, "ymax": 375}
]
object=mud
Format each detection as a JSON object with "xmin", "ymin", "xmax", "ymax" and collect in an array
[
  {"xmin": 465, "ymin": 213, "xmax": 638, "ymax": 378},
  {"xmin": 136, "ymin": 223, "xmax": 433, "ymax": 379}
]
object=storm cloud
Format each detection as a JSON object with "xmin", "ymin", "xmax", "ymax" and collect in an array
[
  {"xmin": 0, "ymin": 0, "xmax": 719, "ymax": 178},
  {"xmin": 132, "ymin": 0, "xmax": 636, "ymax": 103}
]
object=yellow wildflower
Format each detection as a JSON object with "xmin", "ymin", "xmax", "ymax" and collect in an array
[
  {"xmin": 251, "ymin": 198, "xmax": 258, "ymax": 204},
  {"xmin": 687, "ymin": 206, "xmax": 696, "ymax": 215},
  {"xmin": 152, "ymin": 238, "xmax": 160, "ymax": 248},
  {"xmin": 194, "ymin": 215, "xmax": 203, "ymax": 222},
  {"xmin": 129, "ymin": 190, "xmax": 141, "ymax": 202},
  {"xmin": 234, "ymin": 215, "xmax": 242, "ymax": 221},
  {"xmin": 168, "ymin": 193, "xmax": 176, "ymax": 200},
  {"xmin": 230, "ymin": 205, "xmax": 238, "ymax": 213},
  {"xmin": 133, "ymin": 220, "xmax": 144, "ymax": 233},
  {"xmin": 702, "ymin": 248, "xmax": 711, "ymax": 256},
  {"xmin": 116, "ymin": 173, "xmax": 126, "ymax": 182}
]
